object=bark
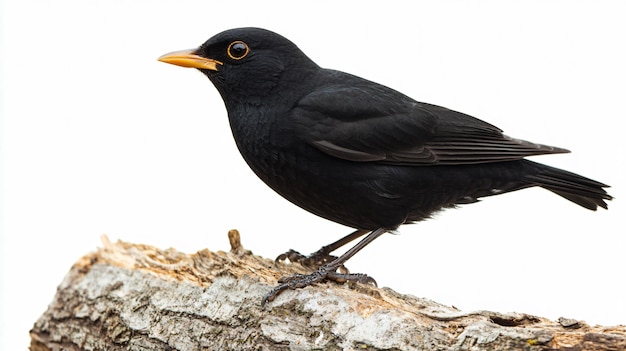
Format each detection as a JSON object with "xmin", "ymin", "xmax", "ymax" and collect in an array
[{"xmin": 30, "ymin": 230, "xmax": 625, "ymax": 351}]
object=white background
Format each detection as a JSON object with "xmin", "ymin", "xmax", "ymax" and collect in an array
[{"xmin": 1, "ymin": 1, "xmax": 625, "ymax": 349}]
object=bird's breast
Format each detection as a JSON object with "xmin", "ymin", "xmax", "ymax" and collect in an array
[
  {"xmin": 227, "ymin": 107, "xmax": 297, "ymax": 178},
  {"xmin": 226, "ymin": 108, "xmax": 411, "ymax": 229}
]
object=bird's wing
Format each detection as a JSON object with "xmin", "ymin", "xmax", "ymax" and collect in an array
[{"xmin": 294, "ymin": 77, "xmax": 568, "ymax": 165}]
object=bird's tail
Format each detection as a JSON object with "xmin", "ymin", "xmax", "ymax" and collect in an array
[{"xmin": 524, "ymin": 160, "xmax": 612, "ymax": 210}]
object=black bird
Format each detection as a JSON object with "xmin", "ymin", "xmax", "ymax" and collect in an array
[{"xmin": 159, "ymin": 27, "xmax": 612, "ymax": 304}]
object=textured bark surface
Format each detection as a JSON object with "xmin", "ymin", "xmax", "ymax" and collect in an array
[{"xmin": 30, "ymin": 231, "xmax": 625, "ymax": 351}]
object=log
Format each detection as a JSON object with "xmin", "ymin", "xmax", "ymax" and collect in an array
[{"xmin": 30, "ymin": 230, "xmax": 625, "ymax": 351}]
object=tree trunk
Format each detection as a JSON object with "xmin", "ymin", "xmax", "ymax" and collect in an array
[{"xmin": 30, "ymin": 230, "xmax": 625, "ymax": 351}]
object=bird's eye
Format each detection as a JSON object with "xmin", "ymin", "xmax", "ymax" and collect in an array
[{"xmin": 227, "ymin": 41, "xmax": 249, "ymax": 60}]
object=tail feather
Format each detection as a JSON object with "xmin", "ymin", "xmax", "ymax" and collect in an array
[
  {"xmin": 551, "ymin": 191, "xmax": 607, "ymax": 211},
  {"xmin": 525, "ymin": 162, "xmax": 612, "ymax": 210}
]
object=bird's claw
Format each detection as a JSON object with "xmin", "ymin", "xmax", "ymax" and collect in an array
[{"xmin": 261, "ymin": 266, "xmax": 376, "ymax": 306}]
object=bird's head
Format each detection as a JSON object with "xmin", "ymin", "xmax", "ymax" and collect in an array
[{"xmin": 159, "ymin": 27, "xmax": 319, "ymax": 106}]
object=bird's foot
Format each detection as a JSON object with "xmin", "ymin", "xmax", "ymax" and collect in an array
[
  {"xmin": 261, "ymin": 266, "xmax": 376, "ymax": 306},
  {"xmin": 264, "ymin": 229, "xmax": 387, "ymax": 306},
  {"xmin": 275, "ymin": 248, "xmax": 347, "ymax": 272}
]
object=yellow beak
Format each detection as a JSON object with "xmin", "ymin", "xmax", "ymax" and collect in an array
[{"xmin": 158, "ymin": 49, "xmax": 223, "ymax": 71}]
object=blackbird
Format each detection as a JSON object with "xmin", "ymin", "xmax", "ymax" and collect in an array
[{"xmin": 159, "ymin": 27, "xmax": 612, "ymax": 304}]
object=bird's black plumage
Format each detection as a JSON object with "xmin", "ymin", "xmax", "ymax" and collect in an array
[{"xmin": 159, "ymin": 27, "xmax": 612, "ymax": 303}]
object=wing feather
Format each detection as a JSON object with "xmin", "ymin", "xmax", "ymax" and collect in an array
[{"xmin": 295, "ymin": 70, "xmax": 568, "ymax": 166}]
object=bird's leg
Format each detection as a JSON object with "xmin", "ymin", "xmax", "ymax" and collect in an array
[
  {"xmin": 262, "ymin": 227, "xmax": 388, "ymax": 306},
  {"xmin": 275, "ymin": 229, "xmax": 370, "ymax": 272}
]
